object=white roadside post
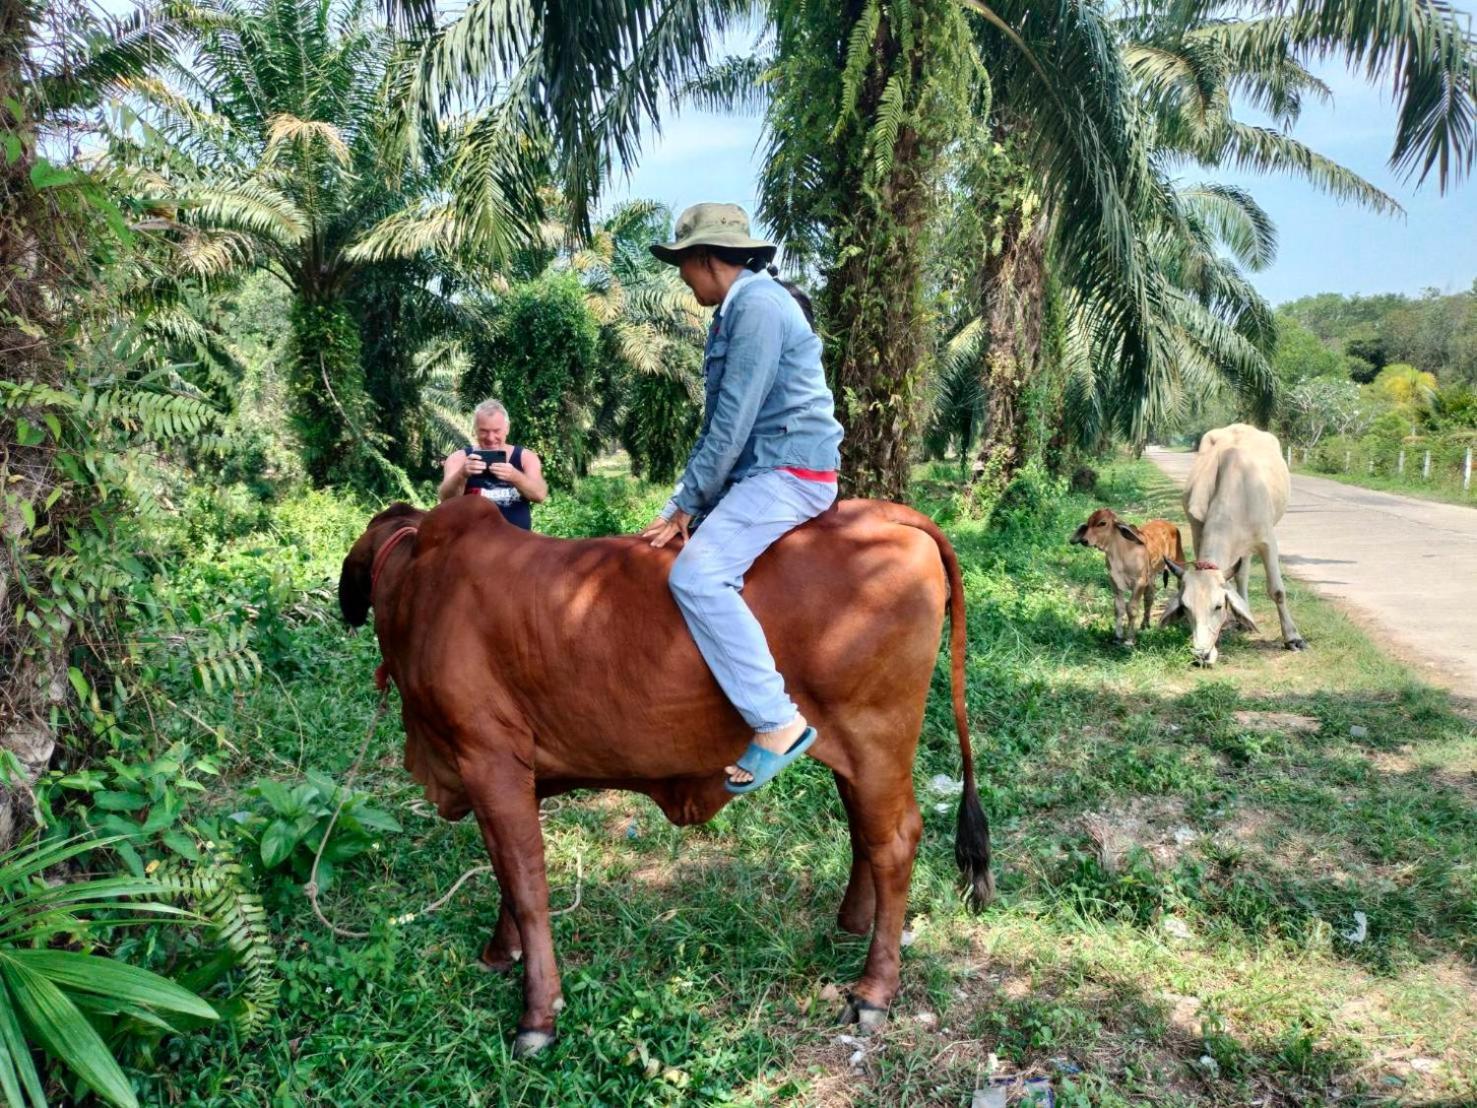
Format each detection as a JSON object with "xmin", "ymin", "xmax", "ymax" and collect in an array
[
  {"xmin": 1398, "ymin": 449, "xmax": 1405, "ymax": 476},
  {"xmin": 1424, "ymin": 450, "xmax": 1432, "ymax": 480},
  {"xmin": 1465, "ymin": 446, "xmax": 1473, "ymax": 494}
]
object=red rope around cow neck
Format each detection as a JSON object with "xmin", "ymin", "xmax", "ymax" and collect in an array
[
  {"xmin": 1193, "ymin": 560, "xmax": 1219, "ymax": 571},
  {"xmin": 370, "ymin": 525, "xmax": 419, "ymax": 595}
]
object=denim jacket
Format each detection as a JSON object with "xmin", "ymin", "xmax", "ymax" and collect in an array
[{"xmin": 664, "ymin": 272, "xmax": 843, "ymax": 519}]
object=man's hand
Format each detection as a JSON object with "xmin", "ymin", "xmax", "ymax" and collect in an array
[
  {"xmin": 641, "ymin": 510, "xmax": 691, "ymax": 548},
  {"xmin": 486, "ymin": 461, "xmax": 519, "ymax": 485},
  {"xmin": 461, "ymin": 454, "xmax": 488, "ymax": 478}
]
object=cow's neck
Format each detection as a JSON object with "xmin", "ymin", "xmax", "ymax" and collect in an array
[
  {"xmin": 1195, "ymin": 526, "xmax": 1245, "ymax": 570},
  {"xmin": 371, "ymin": 532, "xmax": 418, "ymax": 607}
]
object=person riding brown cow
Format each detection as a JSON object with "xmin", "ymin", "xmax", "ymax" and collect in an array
[{"xmin": 339, "ymin": 493, "xmax": 991, "ymax": 1056}]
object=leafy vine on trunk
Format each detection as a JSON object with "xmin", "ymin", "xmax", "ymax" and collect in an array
[{"xmin": 762, "ymin": 0, "xmax": 978, "ymax": 501}]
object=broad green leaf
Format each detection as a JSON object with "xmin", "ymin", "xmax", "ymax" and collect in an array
[
  {"xmin": 349, "ymin": 807, "xmax": 401, "ymax": 833},
  {"xmin": 27, "ymin": 161, "xmax": 75, "ymax": 190},
  {"xmin": 253, "ymin": 779, "xmax": 295, "ymax": 817},
  {"xmin": 67, "ymin": 668, "xmax": 89, "ymax": 703},
  {"xmin": 161, "ymin": 831, "xmax": 200, "ymax": 861},
  {"xmin": 7, "ymin": 951, "xmax": 217, "ymax": 1020},
  {"xmin": 311, "ymin": 856, "xmax": 335, "ymax": 891},
  {"xmin": 0, "ymin": 958, "xmax": 137, "ymax": 1108},
  {"xmin": 259, "ymin": 820, "xmax": 300, "ymax": 869},
  {"xmin": 91, "ymin": 791, "xmax": 146, "ymax": 813}
]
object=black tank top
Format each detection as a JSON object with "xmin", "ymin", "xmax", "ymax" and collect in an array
[{"xmin": 463, "ymin": 445, "xmax": 532, "ymax": 530}]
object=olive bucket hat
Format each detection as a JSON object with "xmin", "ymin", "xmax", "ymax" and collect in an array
[{"xmin": 649, "ymin": 202, "xmax": 777, "ymax": 266}]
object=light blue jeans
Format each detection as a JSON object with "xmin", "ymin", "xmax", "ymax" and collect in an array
[{"xmin": 669, "ymin": 469, "xmax": 838, "ymax": 733}]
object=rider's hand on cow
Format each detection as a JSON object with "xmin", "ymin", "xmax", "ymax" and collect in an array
[{"xmin": 642, "ymin": 510, "xmax": 691, "ymax": 548}]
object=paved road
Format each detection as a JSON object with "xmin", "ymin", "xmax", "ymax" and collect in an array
[{"xmin": 1146, "ymin": 448, "xmax": 1477, "ymax": 700}]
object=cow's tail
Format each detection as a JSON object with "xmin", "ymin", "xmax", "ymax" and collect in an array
[{"xmin": 879, "ymin": 504, "xmax": 994, "ymax": 909}]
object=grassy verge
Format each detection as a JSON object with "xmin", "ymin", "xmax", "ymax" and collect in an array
[
  {"xmin": 1288, "ymin": 462, "xmax": 1477, "ymax": 509},
  {"xmin": 136, "ymin": 461, "xmax": 1475, "ymax": 1106}
]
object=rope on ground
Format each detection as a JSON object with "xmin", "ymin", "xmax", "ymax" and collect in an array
[
  {"xmin": 305, "ymin": 689, "xmax": 388, "ymax": 940},
  {"xmin": 305, "ymin": 688, "xmax": 583, "ymax": 938}
]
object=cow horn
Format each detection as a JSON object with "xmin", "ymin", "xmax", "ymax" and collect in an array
[{"xmin": 1163, "ymin": 557, "xmax": 1185, "ymax": 580}]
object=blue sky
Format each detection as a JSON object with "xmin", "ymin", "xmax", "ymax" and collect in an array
[{"xmin": 607, "ymin": 37, "xmax": 1477, "ymax": 308}]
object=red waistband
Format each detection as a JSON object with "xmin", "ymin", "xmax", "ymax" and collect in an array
[{"xmin": 779, "ymin": 466, "xmax": 838, "ymax": 483}]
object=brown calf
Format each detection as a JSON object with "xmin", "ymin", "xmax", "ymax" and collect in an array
[{"xmin": 1070, "ymin": 507, "xmax": 1186, "ymax": 646}]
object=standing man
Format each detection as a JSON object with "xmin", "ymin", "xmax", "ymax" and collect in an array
[
  {"xmin": 439, "ymin": 399, "xmax": 549, "ymax": 530},
  {"xmin": 641, "ymin": 202, "xmax": 844, "ymax": 795}
]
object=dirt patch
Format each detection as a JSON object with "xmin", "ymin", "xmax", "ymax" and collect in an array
[
  {"xmin": 1233, "ymin": 711, "xmax": 1321, "ymax": 735},
  {"xmin": 1365, "ymin": 745, "xmax": 1477, "ymax": 800},
  {"xmin": 1080, "ymin": 797, "xmax": 1197, "ymax": 870}
]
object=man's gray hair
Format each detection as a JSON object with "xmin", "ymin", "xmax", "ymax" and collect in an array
[{"xmin": 474, "ymin": 399, "xmax": 508, "ymax": 421}]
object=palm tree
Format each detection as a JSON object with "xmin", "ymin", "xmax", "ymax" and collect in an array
[
  {"xmin": 1, "ymin": 0, "xmax": 209, "ymax": 840},
  {"xmin": 952, "ymin": 0, "xmax": 1476, "ymax": 485},
  {"xmin": 122, "ymin": 0, "xmax": 537, "ymax": 489},
  {"xmin": 372, "ymin": 0, "xmax": 1475, "ymax": 497}
]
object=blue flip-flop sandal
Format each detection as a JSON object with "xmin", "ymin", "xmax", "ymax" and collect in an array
[{"xmin": 725, "ymin": 727, "xmax": 819, "ymax": 794}]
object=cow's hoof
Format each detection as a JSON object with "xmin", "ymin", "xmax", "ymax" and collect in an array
[
  {"xmin": 477, "ymin": 943, "xmax": 522, "ymax": 974},
  {"xmin": 1285, "ymin": 638, "xmax": 1309, "ymax": 652},
  {"xmin": 513, "ymin": 1028, "xmax": 556, "ymax": 1058},
  {"xmin": 839, "ymin": 995, "xmax": 888, "ymax": 1034}
]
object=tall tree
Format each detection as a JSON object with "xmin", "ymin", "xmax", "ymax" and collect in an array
[
  {"xmin": 955, "ymin": 0, "xmax": 1477, "ymax": 483},
  {"xmin": 761, "ymin": 0, "xmax": 978, "ymax": 499},
  {"xmin": 126, "ymin": 0, "xmax": 537, "ymax": 489},
  {"xmin": 1, "ymin": 0, "xmax": 215, "ymax": 843}
]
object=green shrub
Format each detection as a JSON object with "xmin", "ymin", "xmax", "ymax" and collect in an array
[
  {"xmin": 235, "ymin": 772, "xmax": 401, "ymax": 892},
  {"xmin": 462, "ymin": 273, "xmax": 602, "ymax": 488}
]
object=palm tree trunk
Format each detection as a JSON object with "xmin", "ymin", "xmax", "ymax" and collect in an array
[
  {"xmin": 820, "ymin": 1, "xmax": 954, "ymax": 502},
  {"xmin": 824, "ymin": 190, "xmax": 931, "ymax": 502},
  {"xmin": 288, "ymin": 294, "xmax": 368, "ymax": 485},
  {"xmin": 1, "ymin": 0, "xmax": 64, "ymax": 846},
  {"xmin": 968, "ymin": 207, "xmax": 1048, "ymax": 490}
]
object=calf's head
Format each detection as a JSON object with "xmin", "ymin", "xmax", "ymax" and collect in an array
[
  {"xmin": 1070, "ymin": 508, "xmax": 1142, "ymax": 552},
  {"xmin": 1159, "ymin": 560, "xmax": 1257, "ymax": 666}
]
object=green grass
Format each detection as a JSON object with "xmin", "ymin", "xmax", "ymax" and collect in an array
[{"xmin": 130, "ymin": 461, "xmax": 1476, "ymax": 1106}]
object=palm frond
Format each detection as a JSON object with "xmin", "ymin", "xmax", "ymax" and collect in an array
[
  {"xmin": 1176, "ymin": 182, "xmax": 1277, "ymax": 270},
  {"xmin": 1216, "ymin": 122, "xmax": 1402, "ymax": 215},
  {"xmin": 674, "ymin": 54, "xmax": 773, "ymax": 115},
  {"xmin": 168, "ymin": 179, "xmax": 309, "ymax": 245},
  {"xmin": 263, "ymin": 113, "xmax": 353, "ymax": 169}
]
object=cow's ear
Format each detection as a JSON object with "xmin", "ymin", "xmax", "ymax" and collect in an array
[
  {"xmin": 1069, "ymin": 524, "xmax": 1088, "ymax": 545},
  {"xmin": 1116, "ymin": 522, "xmax": 1145, "ymax": 545},
  {"xmin": 339, "ymin": 531, "xmax": 375, "ymax": 628},
  {"xmin": 1158, "ymin": 595, "xmax": 1185, "ymax": 626},
  {"xmin": 1225, "ymin": 587, "xmax": 1259, "ymax": 633}
]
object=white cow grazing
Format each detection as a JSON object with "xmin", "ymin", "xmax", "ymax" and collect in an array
[{"xmin": 1160, "ymin": 423, "xmax": 1307, "ymax": 665}]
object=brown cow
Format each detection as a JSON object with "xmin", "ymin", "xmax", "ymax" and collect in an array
[
  {"xmin": 339, "ymin": 494, "xmax": 991, "ymax": 1056},
  {"xmin": 1070, "ymin": 507, "xmax": 1186, "ymax": 646}
]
